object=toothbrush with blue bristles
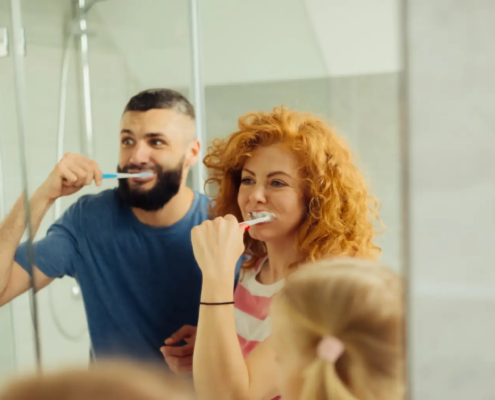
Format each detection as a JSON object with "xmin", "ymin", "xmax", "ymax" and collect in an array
[{"xmin": 102, "ymin": 172, "xmax": 154, "ymax": 179}]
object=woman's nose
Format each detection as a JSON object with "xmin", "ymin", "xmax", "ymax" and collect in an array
[{"xmin": 248, "ymin": 184, "xmax": 267, "ymax": 204}]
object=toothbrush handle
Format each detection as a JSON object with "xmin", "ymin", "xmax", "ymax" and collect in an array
[{"xmin": 102, "ymin": 174, "xmax": 117, "ymax": 179}]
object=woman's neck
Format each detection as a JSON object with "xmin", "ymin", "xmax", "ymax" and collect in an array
[{"xmin": 259, "ymin": 237, "xmax": 302, "ymax": 284}]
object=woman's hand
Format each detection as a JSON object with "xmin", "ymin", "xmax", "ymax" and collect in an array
[{"xmin": 191, "ymin": 215, "xmax": 246, "ymax": 284}]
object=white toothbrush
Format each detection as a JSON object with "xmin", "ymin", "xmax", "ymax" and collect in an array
[
  {"xmin": 242, "ymin": 212, "xmax": 275, "ymax": 227},
  {"xmin": 102, "ymin": 172, "xmax": 154, "ymax": 179}
]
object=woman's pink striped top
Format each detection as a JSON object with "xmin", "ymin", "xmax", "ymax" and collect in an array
[{"xmin": 234, "ymin": 257, "xmax": 285, "ymax": 359}]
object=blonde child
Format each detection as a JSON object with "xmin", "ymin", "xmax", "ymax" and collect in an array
[
  {"xmin": 270, "ymin": 258, "xmax": 405, "ymax": 400},
  {"xmin": 0, "ymin": 360, "xmax": 194, "ymax": 400}
]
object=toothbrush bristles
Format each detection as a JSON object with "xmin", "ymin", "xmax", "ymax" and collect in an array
[{"xmin": 243, "ymin": 211, "xmax": 275, "ymax": 227}]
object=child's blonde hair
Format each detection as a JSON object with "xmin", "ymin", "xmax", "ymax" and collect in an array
[
  {"xmin": 0, "ymin": 360, "xmax": 194, "ymax": 400},
  {"xmin": 271, "ymin": 258, "xmax": 405, "ymax": 400}
]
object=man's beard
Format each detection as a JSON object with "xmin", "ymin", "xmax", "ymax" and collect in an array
[{"xmin": 117, "ymin": 158, "xmax": 184, "ymax": 211}]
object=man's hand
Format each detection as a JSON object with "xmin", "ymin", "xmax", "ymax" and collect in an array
[
  {"xmin": 37, "ymin": 153, "xmax": 102, "ymax": 202},
  {"xmin": 161, "ymin": 325, "xmax": 197, "ymax": 374}
]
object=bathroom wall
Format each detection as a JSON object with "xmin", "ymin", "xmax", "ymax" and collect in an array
[{"xmin": 408, "ymin": 0, "xmax": 495, "ymax": 398}]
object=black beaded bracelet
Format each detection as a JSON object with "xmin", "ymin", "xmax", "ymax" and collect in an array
[{"xmin": 200, "ymin": 301, "xmax": 235, "ymax": 306}]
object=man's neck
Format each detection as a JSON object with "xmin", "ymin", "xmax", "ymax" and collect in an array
[{"xmin": 131, "ymin": 185, "xmax": 195, "ymax": 227}]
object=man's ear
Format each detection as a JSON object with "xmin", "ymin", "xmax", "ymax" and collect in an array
[{"xmin": 184, "ymin": 139, "xmax": 200, "ymax": 168}]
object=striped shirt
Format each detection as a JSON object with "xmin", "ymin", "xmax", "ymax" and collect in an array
[{"xmin": 234, "ymin": 257, "xmax": 285, "ymax": 358}]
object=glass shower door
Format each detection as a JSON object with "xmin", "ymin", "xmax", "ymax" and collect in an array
[
  {"xmin": 0, "ymin": 3, "xmax": 16, "ymax": 384},
  {"xmin": 6, "ymin": 0, "xmax": 196, "ymax": 373}
]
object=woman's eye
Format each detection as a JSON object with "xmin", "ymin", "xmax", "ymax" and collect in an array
[
  {"xmin": 271, "ymin": 180, "xmax": 286, "ymax": 187},
  {"xmin": 241, "ymin": 177, "xmax": 254, "ymax": 185}
]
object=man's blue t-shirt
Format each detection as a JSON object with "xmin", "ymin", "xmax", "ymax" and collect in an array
[{"xmin": 15, "ymin": 189, "xmax": 222, "ymax": 362}]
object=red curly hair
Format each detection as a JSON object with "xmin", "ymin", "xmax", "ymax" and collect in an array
[{"xmin": 204, "ymin": 107, "xmax": 381, "ymax": 270}]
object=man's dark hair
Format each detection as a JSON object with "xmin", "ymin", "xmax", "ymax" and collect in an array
[{"xmin": 123, "ymin": 88, "xmax": 195, "ymax": 119}]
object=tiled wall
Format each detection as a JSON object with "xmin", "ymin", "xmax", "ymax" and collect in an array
[{"xmin": 408, "ymin": 0, "xmax": 495, "ymax": 398}]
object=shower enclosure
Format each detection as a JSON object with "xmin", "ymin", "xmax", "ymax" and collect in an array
[{"xmin": 0, "ymin": 0, "xmax": 207, "ymax": 376}]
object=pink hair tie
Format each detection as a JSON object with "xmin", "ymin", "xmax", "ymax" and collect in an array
[{"xmin": 316, "ymin": 336, "xmax": 345, "ymax": 363}]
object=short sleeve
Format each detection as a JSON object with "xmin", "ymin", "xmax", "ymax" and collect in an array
[{"xmin": 15, "ymin": 202, "xmax": 82, "ymax": 279}]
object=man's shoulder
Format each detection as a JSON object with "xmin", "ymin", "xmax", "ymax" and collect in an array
[
  {"xmin": 196, "ymin": 192, "xmax": 210, "ymax": 209},
  {"xmin": 189, "ymin": 192, "xmax": 211, "ymax": 223}
]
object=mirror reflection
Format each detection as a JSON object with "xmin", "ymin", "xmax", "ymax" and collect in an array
[{"xmin": 0, "ymin": 0, "xmax": 412, "ymax": 399}]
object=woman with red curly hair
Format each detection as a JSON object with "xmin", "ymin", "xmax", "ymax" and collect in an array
[{"xmin": 191, "ymin": 107, "xmax": 380, "ymax": 400}]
